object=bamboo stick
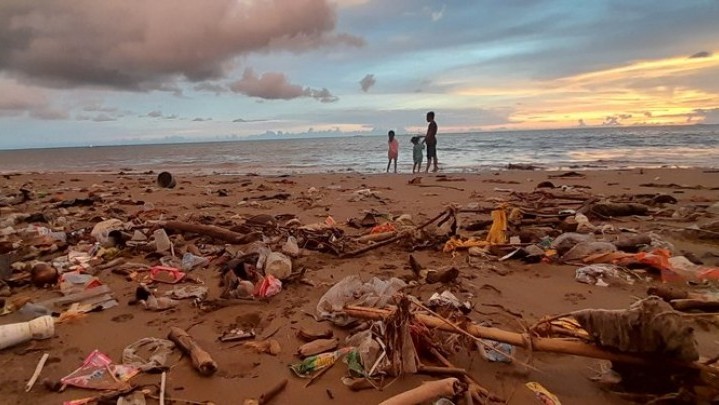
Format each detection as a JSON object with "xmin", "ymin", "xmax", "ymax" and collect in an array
[{"xmin": 343, "ymin": 305, "xmax": 717, "ymax": 374}]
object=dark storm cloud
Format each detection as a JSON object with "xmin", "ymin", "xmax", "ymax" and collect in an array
[{"xmin": 0, "ymin": 0, "xmax": 362, "ymax": 90}]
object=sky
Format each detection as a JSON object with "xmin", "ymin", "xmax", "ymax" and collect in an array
[{"xmin": 0, "ymin": 0, "xmax": 718, "ymax": 148}]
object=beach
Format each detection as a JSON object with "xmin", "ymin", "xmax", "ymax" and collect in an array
[{"xmin": 1, "ymin": 167, "xmax": 719, "ymax": 404}]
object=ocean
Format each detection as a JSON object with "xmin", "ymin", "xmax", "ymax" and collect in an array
[{"xmin": 1, "ymin": 125, "xmax": 717, "ymax": 174}]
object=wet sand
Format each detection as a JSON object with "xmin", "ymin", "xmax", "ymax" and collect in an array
[{"xmin": 1, "ymin": 168, "xmax": 718, "ymax": 405}]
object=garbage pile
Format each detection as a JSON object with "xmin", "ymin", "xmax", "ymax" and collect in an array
[{"xmin": 1, "ymin": 172, "xmax": 719, "ymax": 404}]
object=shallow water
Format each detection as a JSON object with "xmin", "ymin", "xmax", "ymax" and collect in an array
[{"xmin": 0, "ymin": 125, "xmax": 717, "ymax": 174}]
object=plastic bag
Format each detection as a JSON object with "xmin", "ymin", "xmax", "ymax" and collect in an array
[
  {"xmin": 181, "ymin": 253, "xmax": 209, "ymax": 271},
  {"xmin": 317, "ymin": 275, "xmax": 406, "ymax": 326},
  {"xmin": 149, "ymin": 266, "xmax": 185, "ymax": 284},
  {"xmin": 264, "ymin": 252, "xmax": 292, "ymax": 280},
  {"xmin": 575, "ymin": 264, "xmax": 619, "ymax": 286},
  {"xmin": 61, "ymin": 350, "xmax": 138, "ymax": 391},
  {"xmin": 90, "ymin": 219, "xmax": 124, "ymax": 246},
  {"xmin": 254, "ymin": 275, "xmax": 282, "ymax": 298},
  {"xmin": 281, "ymin": 236, "xmax": 300, "ymax": 257},
  {"xmin": 575, "ymin": 213, "xmax": 596, "ymax": 234},
  {"xmin": 122, "ymin": 338, "xmax": 175, "ymax": 372},
  {"xmin": 550, "ymin": 233, "xmax": 594, "ymax": 255},
  {"xmin": 561, "ymin": 242, "xmax": 617, "ymax": 262}
]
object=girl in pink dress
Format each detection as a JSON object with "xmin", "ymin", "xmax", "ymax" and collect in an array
[{"xmin": 386, "ymin": 130, "xmax": 399, "ymax": 173}]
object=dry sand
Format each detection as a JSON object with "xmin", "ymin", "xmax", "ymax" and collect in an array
[{"xmin": 1, "ymin": 168, "xmax": 718, "ymax": 405}]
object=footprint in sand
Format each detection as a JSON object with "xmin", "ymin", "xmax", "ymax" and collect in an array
[
  {"xmin": 564, "ymin": 292, "xmax": 586, "ymax": 304},
  {"xmin": 111, "ymin": 313, "xmax": 134, "ymax": 323}
]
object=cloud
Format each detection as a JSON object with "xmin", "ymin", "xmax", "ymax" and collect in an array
[
  {"xmin": 306, "ymin": 88, "xmax": 339, "ymax": 103},
  {"xmin": 92, "ymin": 113, "xmax": 117, "ymax": 122},
  {"xmin": 690, "ymin": 51, "xmax": 712, "ymax": 59},
  {"xmin": 193, "ymin": 82, "xmax": 227, "ymax": 94},
  {"xmin": 0, "ymin": 79, "xmax": 69, "ymax": 120},
  {"xmin": 145, "ymin": 110, "xmax": 177, "ymax": 119},
  {"xmin": 691, "ymin": 107, "xmax": 719, "ymax": 124},
  {"xmin": 29, "ymin": 107, "xmax": 69, "ymax": 120},
  {"xmin": 0, "ymin": 0, "xmax": 362, "ymax": 90},
  {"xmin": 82, "ymin": 104, "xmax": 119, "ymax": 113},
  {"xmin": 431, "ymin": 4, "xmax": 446, "ymax": 22},
  {"xmin": 602, "ymin": 116, "xmax": 622, "ymax": 126},
  {"xmin": 229, "ymin": 68, "xmax": 338, "ymax": 102},
  {"xmin": 233, "ymin": 117, "xmax": 268, "ymax": 123},
  {"xmin": 359, "ymin": 74, "xmax": 376, "ymax": 92}
]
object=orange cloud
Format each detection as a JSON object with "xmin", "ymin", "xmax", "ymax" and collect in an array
[{"xmin": 454, "ymin": 51, "xmax": 719, "ymax": 129}]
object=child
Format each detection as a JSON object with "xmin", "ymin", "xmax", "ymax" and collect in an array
[
  {"xmin": 411, "ymin": 136, "xmax": 425, "ymax": 173},
  {"xmin": 386, "ymin": 130, "xmax": 398, "ymax": 173}
]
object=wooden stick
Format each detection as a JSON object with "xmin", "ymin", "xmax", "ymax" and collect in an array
[
  {"xmin": 168, "ymin": 327, "xmax": 218, "ymax": 376},
  {"xmin": 259, "ymin": 379, "xmax": 288, "ymax": 404},
  {"xmin": 354, "ymin": 231, "xmax": 398, "ymax": 244},
  {"xmin": 157, "ymin": 221, "xmax": 261, "ymax": 244},
  {"xmin": 429, "ymin": 348, "xmax": 491, "ymax": 403},
  {"xmin": 342, "ymin": 209, "xmax": 450, "ymax": 258},
  {"xmin": 414, "ymin": 184, "xmax": 465, "ymax": 191},
  {"xmin": 671, "ymin": 299, "xmax": 719, "ymax": 312},
  {"xmin": 418, "ymin": 365, "xmax": 467, "ymax": 377},
  {"xmin": 344, "ymin": 306, "xmax": 717, "ymax": 375},
  {"xmin": 160, "ymin": 371, "xmax": 167, "ymax": 405},
  {"xmin": 25, "ymin": 352, "xmax": 49, "ymax": 392},
  {"xmin": 378, "ymin": 378, "xmax": 460, "ymax": 405}
]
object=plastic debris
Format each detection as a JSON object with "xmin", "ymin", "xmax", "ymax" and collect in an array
[
  {"xmin": 61, "ymin": 350, "xmax": 138, "ymax": 391},
  {"xmin": 122, "ymin": 338, "xmax": 175, "ymax": 372},
  {"xmin": 526, "ymin": 382, "xmax": 561, "ymax": 405},
  {"xmin": 289, "ymin": 348, "xmax": 353, "ymax": 378},
  {"xmin": 317, "ymin": 275, "xmax": 406, "ymax": 326}
]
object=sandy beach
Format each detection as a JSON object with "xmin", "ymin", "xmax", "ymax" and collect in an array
[{"xmin": 1, "ymin": 167, "xmax": 719, "ymax": 405}]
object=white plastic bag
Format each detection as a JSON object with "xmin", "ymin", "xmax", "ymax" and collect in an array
[{"xmin": 317, "ymin": 276, "xmax": 406, "ymax": 326}]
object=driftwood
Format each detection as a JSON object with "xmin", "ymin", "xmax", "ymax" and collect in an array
[
  {"xmin": 429, "ymin": 348, "xmax": 492, "ymax": 403},
  {"xmin": 418, "ymin": 365, "xmax": 467, "ymax": 377},
  {"xmin": 157, "ymin": 221, "xmax": 262, "ymax": 245},
  {"xmin": 670, "ymin": 299, "xmax": 719, "ymax": 312},
  {"xmin": 613, "ymin": 234, "xmax": 652, "ymax": 252},
  {"xmin": 343, "ymin": 306, "xmax": 717, "ymax": 375},
  {"xmin": 244, "ymin": 379, "xmax": 288, "ymax": 405},
  {"xmin": 168, "ymin": 327, "xmax": 218, "ymax": 376},
  {"xmin": 648, "ymin": 286, "xmax": 693, "ymax": 301},
  {"xmin": 342, "ymin": 208, "xmax": 452, "ymax": 258},
  {"xmin": 414, "ymin": 184, "xmax": 465, "ymax": 192},
  {"xmin": 589, "ymin": 202, "xmax": 650, "ymax": 217},
  {"xmin": 354, "ymin": 231, "xmax": 397, "ymax": 244},
  {"xmin": 378, "ymin": 378, "xmax": 461, "ymax": 405}
]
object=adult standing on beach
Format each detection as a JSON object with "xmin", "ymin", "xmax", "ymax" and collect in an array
[{"xmin": 425, "ymin": 111, "xmax": 438, "ymax": 172}]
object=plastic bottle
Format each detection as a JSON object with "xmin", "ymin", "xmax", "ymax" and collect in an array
[{"xmin": 0, "ymin": 315, "xmax": 54, "ymax": 350}]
